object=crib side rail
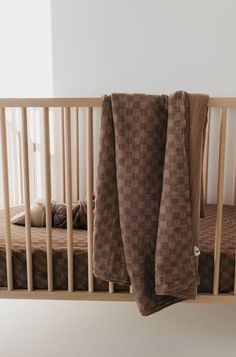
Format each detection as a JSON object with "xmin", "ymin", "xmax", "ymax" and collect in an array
[
  {"xmin": 0, "ymin": 100, "xmax": 131, "ymax": 296},
  {"xmin": 0, "ymin": 97, "xmax": 235, "ymax": 301},
  {"xmin": 0, "ymin": 98, "xmax": 117, "ymax": 296}
]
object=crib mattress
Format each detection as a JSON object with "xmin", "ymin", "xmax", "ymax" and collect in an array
[
  {"xmin": 0, "ymin": 205, "xmax": 235, "ymax": 293},
  {"xmin": 198, "ymin": 204, "xmax": 236, "ymax": 293}
]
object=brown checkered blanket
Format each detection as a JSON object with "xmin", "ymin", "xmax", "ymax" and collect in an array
[{"xmin": 94, "ymin": 92, "xmax": 209, "ymax": 315}]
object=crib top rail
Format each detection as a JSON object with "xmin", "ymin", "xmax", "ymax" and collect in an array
[
  {"xmin": 208, "ymin": 97, "xmax": 236, "ymax": 107},
  {"xmin": 0, "ymin": 97, "xmax": 235, "ymax": 108},
  {"xmin": 0, "ymin": 98, "xmax": 102, "ymax": 108}
]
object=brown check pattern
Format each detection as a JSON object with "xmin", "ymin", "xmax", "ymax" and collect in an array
[
  {"xmin": 94, "ymin": 92, "xmax": 209, "ymax": 315},
  {"xmin": 155, "ymin": 92, "xmax": 199, "ymax": 299}
]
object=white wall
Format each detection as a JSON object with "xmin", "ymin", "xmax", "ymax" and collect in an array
[
  {"xmin": 51, "ymin": 0, "xmax": 236, "ymax": 204},
  {"xmin": 51, "ymin": 0, "xmax": 236, "ymax": 97},
  {"xmin": 0, "ymin": 0, "xmax": 53, "ymax": 97},
  {"xmin": 0, "ymin": 0, "xmax": 53, "ymax": 207},
  {"xmin": 1, "ymin": 1, "xmax": 236, "ymax": 356}
]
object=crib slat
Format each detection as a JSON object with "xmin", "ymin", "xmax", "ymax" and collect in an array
[
  {"xmin": 64, "ymin": 108, "xmax": 74, "ymax": 292},
  {"xmin": 21, "ymin": 107, "xmax": 33, "ymax": 291},
  {"xmin": 86, "ymin": 107, "xmax": 94, "ymax": 293},
  {"xmin": 17, "ymin": 132, "xmax": 24, "ymax": 204},
  {"xmin": 234, "ymin": 250, "xmax": 236, "ymax": 295},
  {"xmin": 61, "ymin": 108, "xmax": 66, "ymax": 203},
  {"xmin": 234, "ymin": 164, "xmax": 236, "ymax": 206},
  {"xmin": 109, "ymin": 282, "xmax": 114, "ymax": 293},
  {"xmin": 43, "ymin": 108, "xmax": 53, "ymax": 292},
  {"xmin": 203, "ymin": 107, "xmax": 211, "ymax": 203},
  {"xmin": 213, "ymin": 107, "xmax": 227, "ymax": 295},
  {"xmin": 75, "ymin": 108, "xmax": 80, "ymax": 201},
  {"xmin": 0, "ymin": 107, "xmax": 13, "ymax": 290}
]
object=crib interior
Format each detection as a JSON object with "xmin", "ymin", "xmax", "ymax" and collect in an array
[{"xmin": 0, "ymin": 97, "xmax": 236, "ymax": 303}]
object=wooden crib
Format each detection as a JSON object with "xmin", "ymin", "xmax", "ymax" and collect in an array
[{"xmin": 0, "ymin": 97, "xmax": 235, "ymax": 304}]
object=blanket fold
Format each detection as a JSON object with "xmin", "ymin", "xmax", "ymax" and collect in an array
[{"xmin": 93, "ymin": 92, "xmax": 209, "ymax": 315}]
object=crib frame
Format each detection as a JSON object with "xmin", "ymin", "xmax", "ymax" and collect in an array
[{"xmin": 0, "ymin": 97, "xmax": 236, "ymax": 304}]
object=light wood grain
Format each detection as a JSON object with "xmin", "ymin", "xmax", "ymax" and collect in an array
[
  {"xmin": 75, "ymin": 107, "xmax": 80, "ymax": 201},
  {"xmin": 109, "ymin": 282, "xmax": 114, "ymax": 293},
  {"xmin": 203, "ymin": 107, "xmax": 211, "ymax": 203},
  {"xmin": 64, "ymin": 108, "xmax": 74, "ymax": 292},
  {"xmin": 0, "ymin": 289, "xmax": 235, "ymax": 304},
  {"xmin": 0, "ymin": 98, "xmax": 102, "ymax": 108},
  {"xmin": 61, "ymin": 108, "xmax": 66, "ymax": 203},
  {"xmin": 0, "ymin": 108, "xmax": 13, "ymax": 290},
  {"xmin": 213, "ymin": 107, "xmax": 227, "ymax": 295},
  {"xmin": 17, "ymin": 132, "xmax": 24, "ymax": 204},
  {"xmin": 43, "ymin": 107, "xmax": 53, "ymax": 292},
  {"xmin": 21, "ymin": 107, "xmax": 33, "ymax": 291},
  {"xmin": 234, "ymin": 250, "xmax": 236, "ymax": 296},
  {"xmin": 86, "ymin": 107, "xmax": 94, "ymax": 293},
  {"xmin": 0, "ymin": 96, "xmax": 235, "ymax": 108}
]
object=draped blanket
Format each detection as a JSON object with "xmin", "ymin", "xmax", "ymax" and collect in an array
[{"xmin": 93, "ymin": 92, "xmax": 209, "ymax": 315}]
